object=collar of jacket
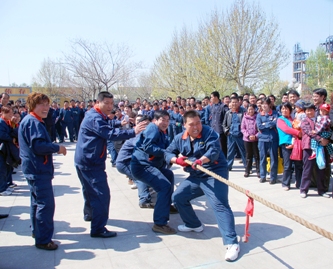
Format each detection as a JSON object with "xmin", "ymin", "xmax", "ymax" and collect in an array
[
  {"xmin": 29, "ymin": 112, "xmax": 43, "ymax": 122},
  {"xmin": 181, "ymin": 131, "xmax": 202, "ymax": 140},
  {"xmin": 260, "ymin": 109, "xmax": 273, "ymax": 116},
  {"xmin": 94, "ymin": 105, "xmax": 107, "ymax": 120}
]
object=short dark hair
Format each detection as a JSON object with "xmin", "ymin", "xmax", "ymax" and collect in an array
[
  {"xmin": 268, "ymin": 94, "xmax": 276, "ymax": 101},
  {"xmin": 262, "ymin": 97, "xmax": 272, "ymax": 105},
  {"xmin": 288, "ymin": 89, "xmax": 300, "ymax": 97},
  {"xmin": 183, "ymin": 110, "xmax": 200, "ymax": 123},
  {"xmin": 313, "ymin": 88, "xmax": 327, "ymax": 101},
  {"xmin": 97, "ymin": 91, "xmax": 113, "ymax": 101},
  {"xmin": 137, "ymin": 114, "xmax": 151, "ymax": 123},
  {"xmin": 303, "ymin": 102, "xmax": 316, "ymax": 111},
  {"xmin": 154, "ymin": 110, "xmax": 169, "ymax": 120},
  {"xmin": 281, "ymin": 102, "xmax": 293, "ymax": 113},
  {"xmin": 211, "ymin": 91, "xmax": 220, "ymax": 99}
]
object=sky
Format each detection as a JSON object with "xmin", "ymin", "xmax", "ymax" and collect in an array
[{"xmin": 0, "ymin": 0, "xmax": 333, "ymax": 87}]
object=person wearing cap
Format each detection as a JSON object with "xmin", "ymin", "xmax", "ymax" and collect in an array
[
  {"xmin": 299, "ymin": 103, "xmax": 330, "ymax": 198},
  {"xmin": 308, "ymin": 103, "xmax": 333, "ymax": 163}
]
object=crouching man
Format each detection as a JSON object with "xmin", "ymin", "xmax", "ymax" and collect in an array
[{"xmin": 165, "ymin": 110, "xmax": 240, "ymax": 261}]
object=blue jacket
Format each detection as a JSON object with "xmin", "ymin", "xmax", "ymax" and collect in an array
[
  {"xmin": 71, "ymin": 106, "xmax": 81, "ymax": 121},
  {"xmin": 131, "ymin": 123, "xmax": 169, "ymax": 169},
  {"xmin": 116, "ymin": 136, "xmax": 137, "ymax": 165},
  {"xmin": 256, "ymin": 110, "xmax": 279, "ymax": 142},
  {"xmin": 74, "ymin": 108, "xmax": 136, "ymax": 170},
  {"xmin": 165, "ymin": 125, "xmax": 228, "ymax": 178},
  {"xmin": 59, "ymin": 107, "xmax": 73, "ymax": 123},
  {"xmin": 18, "ymin": 114, "xmax": 60, "ymax": 180}
]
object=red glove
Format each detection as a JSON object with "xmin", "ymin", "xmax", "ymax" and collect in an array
[
  {"xmin": 191, "ymin": 159, "xmax": 203, "ymax": 170},
  {"xmin": 175, "ymin": 156, "xmax": 190, "ymax": 167}
]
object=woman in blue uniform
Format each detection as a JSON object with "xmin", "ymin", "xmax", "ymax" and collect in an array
[{"xmin": 19, "ymin": 92, "xmax": 67, "ymax": 250}]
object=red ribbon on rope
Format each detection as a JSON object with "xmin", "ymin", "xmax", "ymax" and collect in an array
[{"xmin": 243, "ymin": 190, "xmax": 254, "ymax": 243}]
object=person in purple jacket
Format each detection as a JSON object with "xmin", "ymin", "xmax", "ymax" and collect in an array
[
  {"xmin": 19, "ymin": 92, "xmax": 67, "ymax": 250},
  {"xmin": 241, "ymin": 104, "xmax": 260, "ymax": 178}
]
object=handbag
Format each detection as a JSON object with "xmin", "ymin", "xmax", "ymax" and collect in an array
[
  {"xmin": 290, "ymin": 138, "xmax": 303, "ymax": 161},
  {"xmin": 316, "ymin": 145, "xmax": 326, "ymax": 170},
  {"xmin": 266, "ymin": 154, "xmax": 283, "ymax": 174}
]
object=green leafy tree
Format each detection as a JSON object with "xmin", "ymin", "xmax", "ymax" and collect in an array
[{"xmin": 306, "ymin": 46, "xmax": 333, "ymax": 92}]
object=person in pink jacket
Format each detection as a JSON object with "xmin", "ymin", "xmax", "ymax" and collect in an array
[{"xmin": 241, "ymin": 104, "xmax": 259, "ymax": 177}]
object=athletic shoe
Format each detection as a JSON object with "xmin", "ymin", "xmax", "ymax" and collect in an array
[
  {"xmin": 152, "ymin": 224, "xmax": 177, "ymax": 235},
  {"xmin": 0, "ymin": 190, "xmax": 12, "ymax": 196},
  {"xmin": 300, "ymin": 192, "xmax": 307, "ymax": 198},
  {"xmin": 319, "ymin": 192, "xmax": 330, "ymax": 198},
  {"xmin": 139, "ymin": 202, "xmax": 155, "ymax": 208},
  {"xmin": 177, "ymin": 224, "xmax": 203, "ymax": 232},
  {"xmin": 259, "ymin": 178, "xmax": 266, "ymax": 183},
  {"xmin": 130, "ymin": 183, "xmax": 137, "ymax": 189},
  {"xmin": 91, "ymin": 230, "xmax": 117, "ymax": 238},
  {"xmin": 225, "ymin": 243, "xmax": 240, "ymax": 261}
]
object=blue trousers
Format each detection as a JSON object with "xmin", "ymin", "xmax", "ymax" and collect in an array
[
  {"xmin": 0, "ymin": 154, "xmax": 11, "ymax": 192},
  {"xmin": 116, "ymin": 161, "xmax": 151, "ymax": 205},
  {"xmin": 258, "ymin": 140, "xmax": 278, "ymax": 181},
  {"xmin": 107, "ymin": 140, "xmax": 118, "ymax": 165},
  {"xmin": 226, "ymin": 135, "xmax": 246, "ymax": 170},
  {"xmin": 172, "ymin": 173, "xmax": 238, "ymax": 245},
  {"xmin": 76, "ymin": 166, "xmax": 110, "ymax": 234},
  {"xmin": 131, "ymin": 162, "xmax": 174, "ymax": 226},
  {"xmin": 60, "ymin": 121, "xmax": 74, "ymax": 142},
  {"xmin": 73, "ymin": 120, "xmax": 80, "ymax": 140},
  {"xmin": 27, "ymin": 178, "xmax": 55, "ymax": 245}
]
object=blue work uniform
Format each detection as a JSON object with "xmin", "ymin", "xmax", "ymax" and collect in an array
[
  {"xmin": 256, "ymin": 110, "xmax": 279, "ymax": 182},
  {"xmin": 74, "ymin": 107, "xmax": 136, "ymax": 235},
  {"xmin": 18, "ymin": 113, "xmax": 60, "ymax": 245},
  {"xmin": 169, "ymin": 111, "xmax": 183, "ymax": 142},
  {"xmin": 71, "ymin": 106, "xmax": 81, "ymax": 140},
  {"xmin": 165, "ymin": 125, "xmax": 238, "ymax": 245},
  {"xmin": 59, "ymin": 107, "xmax": 74, "ymax": 142},
  {"xmin": 0, "ymin": 118, "xmax": 16, "ymax": 192},
  {"xmin": 116, "ymin": 136, "xmax": 151, "ymax": 205},
  {"xmin": 130, "ymin": 122, "xmax": 174, "ymax": 226}
]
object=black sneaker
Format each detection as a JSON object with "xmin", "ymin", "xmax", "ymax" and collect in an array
[
  {"xmin": 90, "ymin": 230, "xmax": 117, "ymax": 238},
  {"xmin": 35, "ymin": 241, "xmax": 58, "ymax": 250},
  {"xmin": 139, "ymin": 202, "xmax": 155, "ymax": 209},
  {"xmin": 269, "ymin": 180, "xmax": 276, "ymax": 185},
  {"xmin": 259, "ymin": 178, "xmax": 266, "ymax": 183}
]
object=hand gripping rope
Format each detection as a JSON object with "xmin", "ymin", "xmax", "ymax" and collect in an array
[{"xmin": 184, "ymin": 159, "xmax": 333, "ymax": 242}]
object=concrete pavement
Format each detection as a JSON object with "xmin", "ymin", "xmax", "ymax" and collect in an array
[{"xmin": 0, "ymin": 142, "xmax": 332, "ymax": 269}]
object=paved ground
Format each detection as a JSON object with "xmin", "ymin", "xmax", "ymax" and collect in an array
[{"xmin": 0, "ymin": 142, "xmax": 332, "ymax": 269}]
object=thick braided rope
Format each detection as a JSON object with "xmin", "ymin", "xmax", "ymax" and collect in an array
[{"xmin": 185, "ymin": 160, "xmax": 333, "ymax": 241}]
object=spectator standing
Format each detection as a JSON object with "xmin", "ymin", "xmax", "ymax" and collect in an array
[
  {"xmin": 222, "ymin": 97, "xmax": 246, "ymax": 171},
  {"xmin": 277, "ymin": 102, "xmax": 303, "ymax": 190},
  {"xmin": 256, "ymin": 97, "xmax": 279, "ymax": 184},
  {"xmin": 241, "ymin": 104, "xmax": 260, "ymax": 177},
  {"xmin": 59, "ymin": 101, "xmax": 74, "ymax": 143}
]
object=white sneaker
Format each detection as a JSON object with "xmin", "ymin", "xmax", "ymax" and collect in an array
[
  {"xmin": 130, "ymin": 183, "xmax": 137, "ymax": 189},
  {"xmin": 177, "ymin": 224, "xmax": 203, "ymax": 232},
  {"xmin": 225, "ymin": 244, "xmax": 240, "ymax": 261},
  {"xmin": 300, "ymin": 192, "xmax": 307, "ymax": 198}
]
